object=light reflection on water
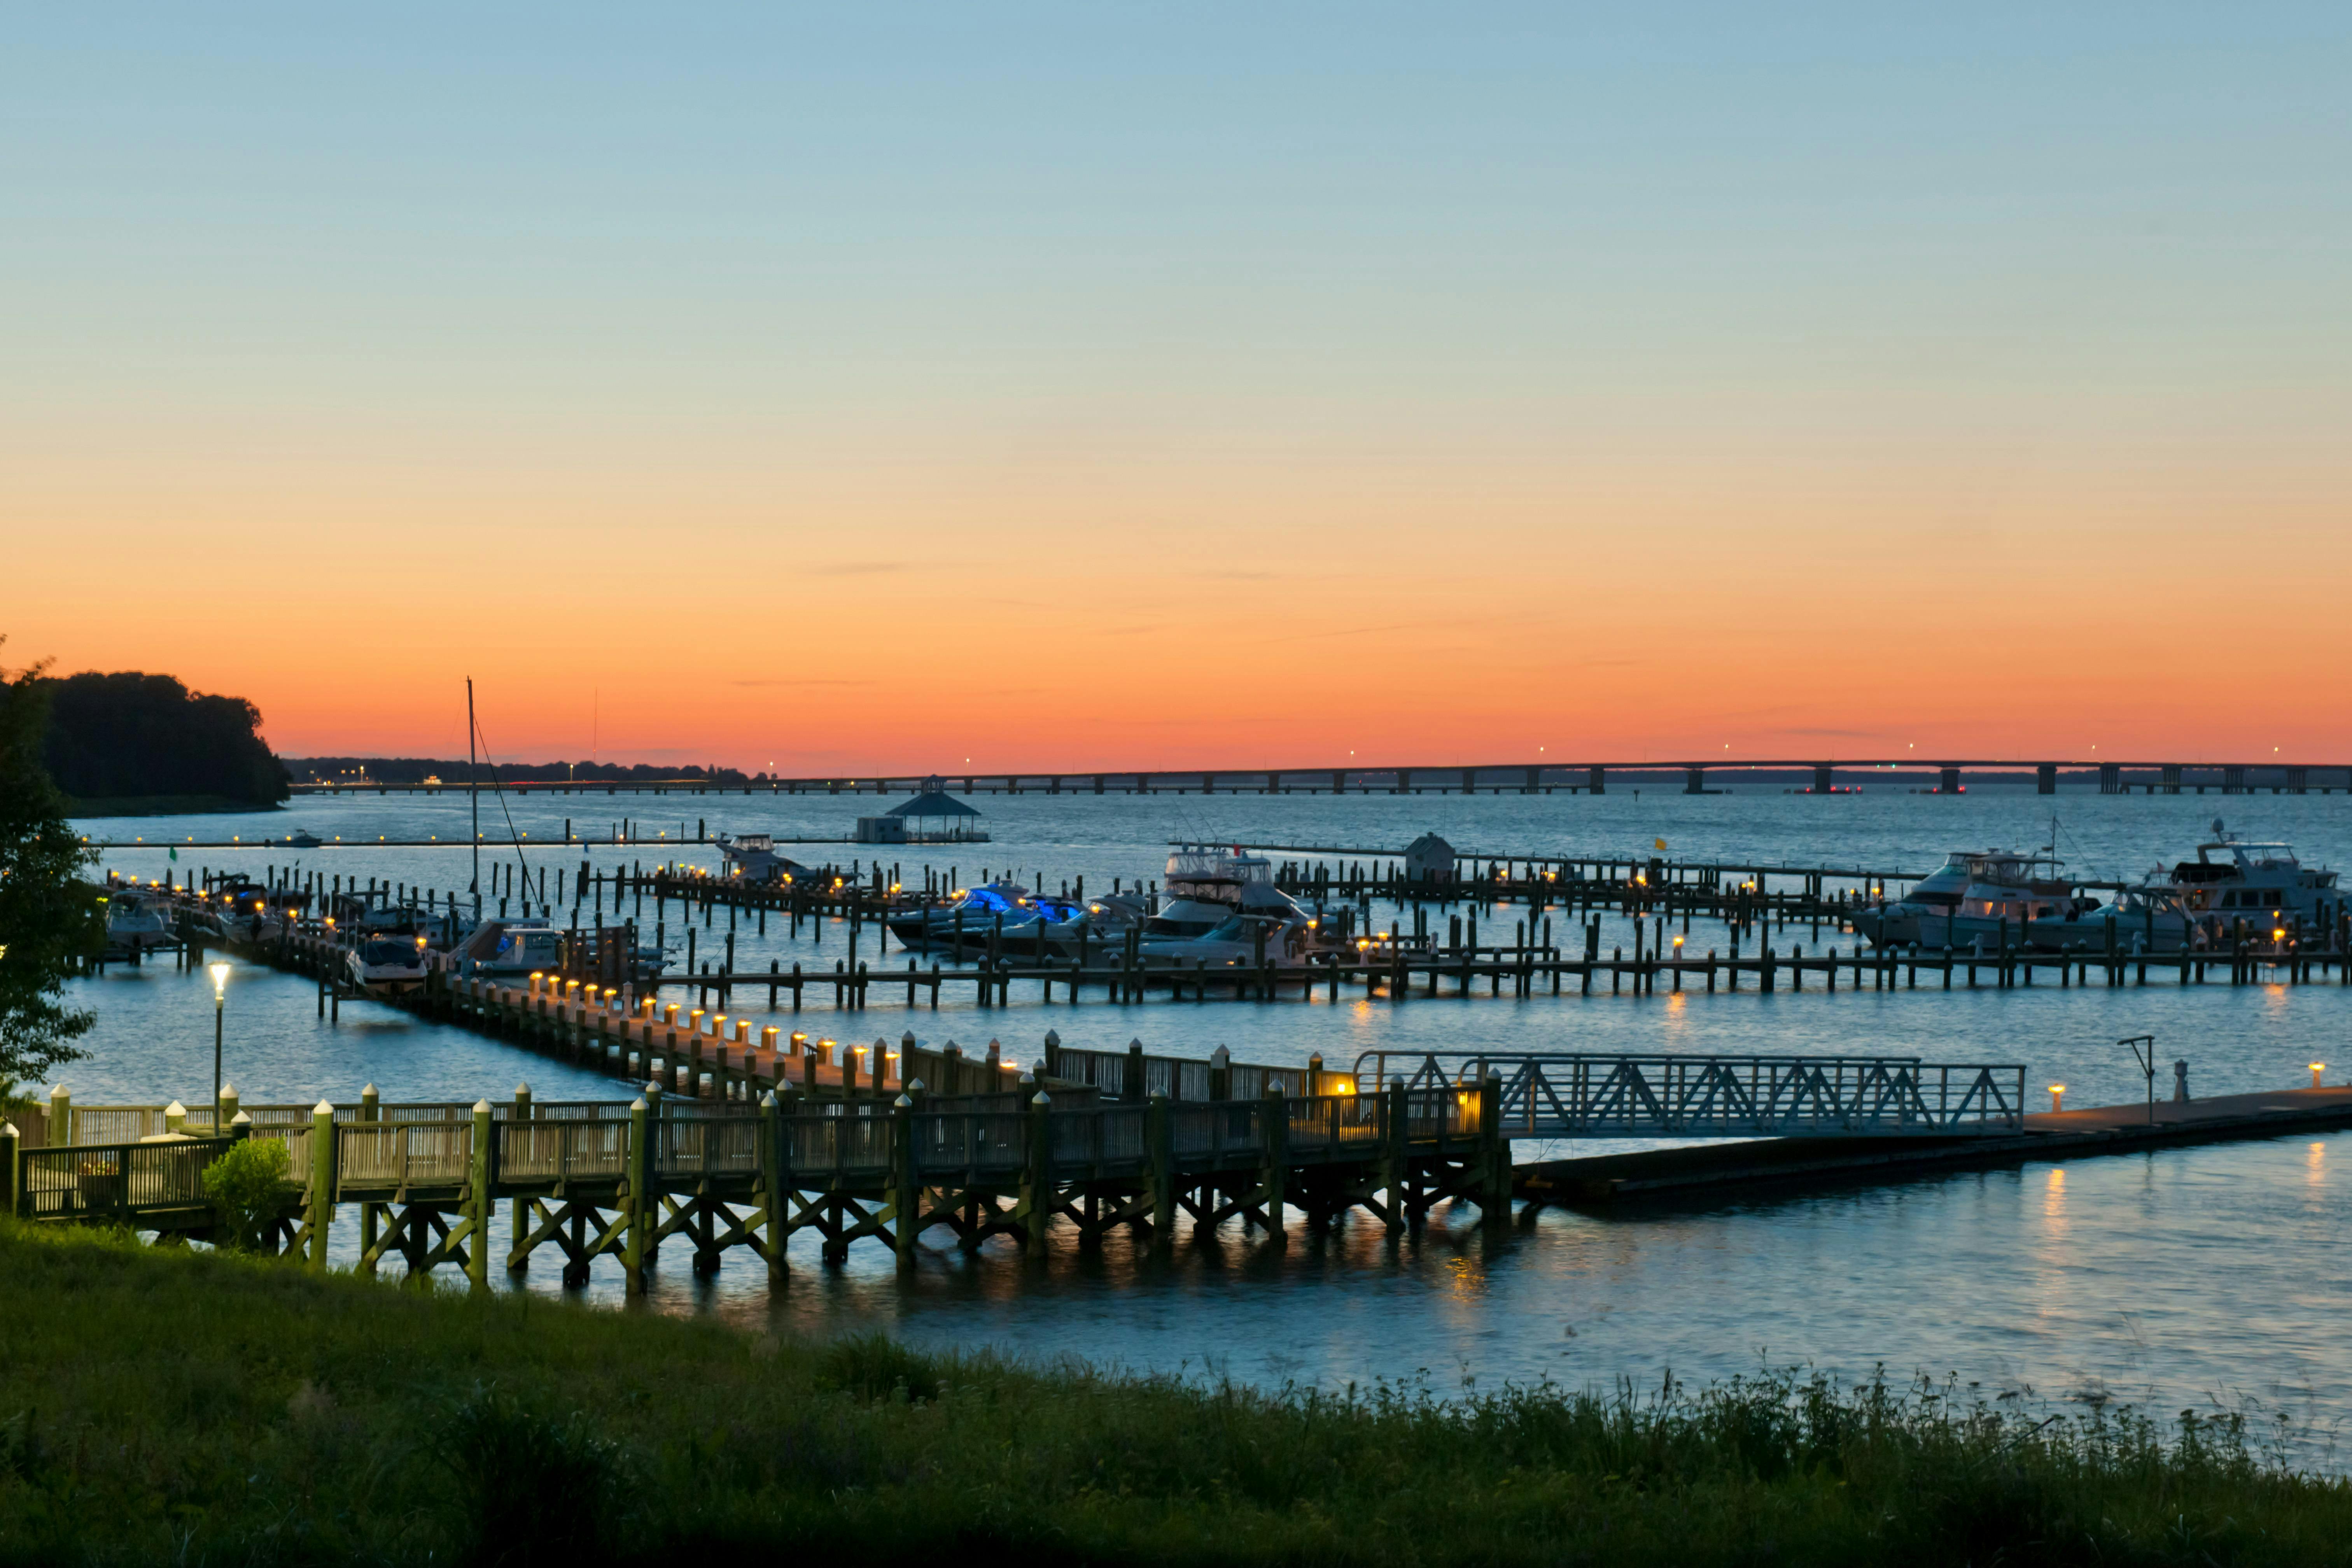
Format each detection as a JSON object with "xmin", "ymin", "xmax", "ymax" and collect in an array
[{"xmin": 50, "ymin": 788, "xmax": 2352, "ymax": 1432}]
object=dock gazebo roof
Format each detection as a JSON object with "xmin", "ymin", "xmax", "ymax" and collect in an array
[{"xmin": 883, "ymin": 777, "xmax": 989, "ymax": 842}]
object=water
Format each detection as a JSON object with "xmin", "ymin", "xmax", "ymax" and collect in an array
[{"xmin": 55, "ymin": 785, "xmax": 2352, "ymax": 1432}]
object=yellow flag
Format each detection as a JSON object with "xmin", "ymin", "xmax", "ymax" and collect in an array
[{"xmin": 1654, "ymin": 837, "xmax": 1668, "ymax": 851}]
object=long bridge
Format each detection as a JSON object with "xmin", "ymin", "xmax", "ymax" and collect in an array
[{"xmin": 286, "ymin": 756, "xmax": 2352, "ymax": 799}]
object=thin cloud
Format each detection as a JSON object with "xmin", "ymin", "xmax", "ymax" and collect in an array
[
  {"xmin": 802, "ymin": 562, "xmax": 912, "ymax": 578},
  {"xmin": 730, "ymin": 679, "xmax": 875, "ymax": 689}
]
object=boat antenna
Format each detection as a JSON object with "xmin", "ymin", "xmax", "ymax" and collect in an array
[
  {"xmin": 467, "ymin": 677, "xmax": 481, "ymax": 915},
  {"xmin": 469, "ymin": 705, "xmax": 536, "ymax": 903}
]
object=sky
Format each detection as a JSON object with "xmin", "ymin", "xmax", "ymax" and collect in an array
[{"xmin": 5, "ymin": 3, "xmax": 2347, "ymax": 772}]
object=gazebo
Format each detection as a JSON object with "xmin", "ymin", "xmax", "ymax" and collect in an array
[{"xmin": 856, "ymin": 777, "xmax": 990, "ymax": 844}]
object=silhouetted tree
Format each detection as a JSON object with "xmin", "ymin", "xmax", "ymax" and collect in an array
[
  {"xmin": 0, "ymin": 642, "xmax": 103, "ymax": 1093},
  {"xmin": 42, "ymin": 671, "xmax": 289, "ymax": 804}
]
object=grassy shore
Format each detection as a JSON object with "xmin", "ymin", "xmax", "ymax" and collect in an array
[{"xmin": 2, "ymin": 1221, "xmax": 2347, "ymax": 1566}]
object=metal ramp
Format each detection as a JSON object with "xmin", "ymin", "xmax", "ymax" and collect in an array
[{"xmin": 1352, "ymin": 1052, "xmax": 2025, "ymax": 1138}]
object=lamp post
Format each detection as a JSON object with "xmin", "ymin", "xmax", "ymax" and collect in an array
[{"xmin": 209, "ymin": 962, "xmax": 232, "ymax": 1121}]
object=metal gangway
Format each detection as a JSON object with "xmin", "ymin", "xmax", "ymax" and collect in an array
[{"xmin": 1352, "ymin": 1052, "xmax": 2026, "ymax": 1139}]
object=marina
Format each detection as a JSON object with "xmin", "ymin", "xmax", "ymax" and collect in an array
[{"xmin": 33, "ymin": 786, "xmax": 2352, "ymax": 1411}]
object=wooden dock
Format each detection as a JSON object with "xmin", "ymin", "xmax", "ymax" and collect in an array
[{"xmin": 1518, "ymin": 1086, "xmax": 2352, "ymax": 1205}]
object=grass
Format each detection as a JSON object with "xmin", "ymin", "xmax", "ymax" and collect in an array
[{"xmin": 2, "ymin": 1220, "xmax": 2349, "ymax": 1566}]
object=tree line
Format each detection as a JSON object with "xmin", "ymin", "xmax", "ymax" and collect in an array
[{"xmin": 42, "ymin": 671, "xmax": 289, "ymax": 805}]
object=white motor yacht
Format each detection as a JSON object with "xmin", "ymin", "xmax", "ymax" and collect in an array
[
  {"xmin": 1145, "ymin": 845, "xmax": 1307, "ymax": 938},
  {"xmin": 2166, "ymin": 823, "xmax": 2342, "ymax": 941},
  {"xmin": 1858, "ymin": 849, "xmax": 2086, "ymax": 951}
]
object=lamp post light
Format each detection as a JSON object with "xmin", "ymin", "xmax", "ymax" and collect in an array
[{"xmin": 209, "ymin": 962, "xmax": 232, "ymax": 1121}]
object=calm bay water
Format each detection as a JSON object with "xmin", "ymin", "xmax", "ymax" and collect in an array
[{"xmin": 57, "ymin": 784, "xmax": 2352, "ymax": 1433}]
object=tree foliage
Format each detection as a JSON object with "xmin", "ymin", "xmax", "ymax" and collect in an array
[
  {"xmin": 0, "ymin": 644, "xmax": 103, "ymax": 1095},
  {"xmin": 198, "ymin": 1137, "xmax": 294, "ymax": 1252},
  {"xmin": 42, "ymin": 670, "xmax": 288, "ymax": 804}
]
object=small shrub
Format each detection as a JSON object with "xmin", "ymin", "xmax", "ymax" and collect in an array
[
  {"xmin": 199, "ymin": 1137, "xmax": 292, "ymax": 1252},
  {"xmin": 438, "ymin": 1386, "xmax": 624, "ymax": 1567}
]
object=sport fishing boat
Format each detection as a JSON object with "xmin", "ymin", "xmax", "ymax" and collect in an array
[
  {"xmin": 2166, "ymin": 823, "xmax": 2342, "ymax": 940},
  {"xmin": 1144, "ymin": 845, "xmax": 1307, "ymax": 938}
]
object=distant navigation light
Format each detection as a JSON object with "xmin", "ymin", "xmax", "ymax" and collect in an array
[{"xmin": 2048, "ymin": 1084, "xmax": 2066, "ymax": 1113}]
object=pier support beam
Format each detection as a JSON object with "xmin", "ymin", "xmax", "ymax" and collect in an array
[
  {"xmin": 1588, "ymin": 766, "xmax": 1605, "ymax": 796},
  {"xmin": 1812, "ymin": 764, "xmax": 1832, "ymax": 794},
  {"xmin": 2099, "ymin": 764, "xmax": 2120, "ymax": 794},
  {"xmin": 1683, "ymin": 766, "xmax": 1706, "ymax": 796},
  {"xmin": 1938, "ymin": 765, "xmax": 1961, "ymax": 795},
  {"xmin": 2224, "ymin": 765, "xmax": 2247, "ymax": 794},
  {"xmin": 1395, "ymin": 769, "xmax": 1411, "ymax": 795},
  {"xmin": 2037, "ymin": 764, "xmax": 2057, "ymax": 796},
  {"xmin": 2162, "ymin": 765, "xmax": 2182, "ymax": 794}
]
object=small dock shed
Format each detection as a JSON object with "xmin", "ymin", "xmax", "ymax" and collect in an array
[{"xmin": 1404, "ymin": 832, "xmax": 1456, "ymax": 883}]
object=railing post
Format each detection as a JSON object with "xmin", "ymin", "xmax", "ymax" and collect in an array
[
  {"xmin": 308, "ymin": 1099, "xmax": 335, "ymax": 1270},
  {"xmin": 50, "ymin": 1084, "xmax": 71, "ymax": 1149},
  {"xmin": 1479, "ymin": 1070, "xmax": 1510, "ymax": 1227},
  {"xmin": 1021, "ymin": 1087, "xmax": 1052, "ymax": 1260},
  {"xmin": 1125, "ymin": 1038, "xmax": 1146, "ymax": 1103},
  {"xmin": 1209, "ymin": 1043, "xmax": 1231, "ymax": 1103},
  {"xmin": 1260, "ymin": 1084, "xmax": 1288, "ymax": 1243},
  {"xmin": 1380, "ymin": 1079, "xmax": 1409, "ymax": 1234},
  {"xmin": 1, "ymin": 1121, "xmax": 18, "ymax": 1218},
  {"xmin": 508, "ymin": 1081, "xmax": 532, "ymax": 1267},
  {"xmin": 759, "ymin": 1089, "xmax": 785, "ymax": 1287},
  {"xmin": 890, "ymin": 1092, "xmax": 918, "ymax": 1274},
  {"xmin": 467, "ymin": 1100, "xmax": 493, "ymax": 1292},
  {"xmin": 623, "ymin": 1096, "xmax": 649, "ymax": 1296},
  {"xmin": 1146, "ymin": 1089, "xmax": 1174, "ymax": 1252}
]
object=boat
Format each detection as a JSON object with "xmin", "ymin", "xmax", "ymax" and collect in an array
[
  {"xmin": 885, "ymin": 882, "xmax": 1090, "ymax": 956},
  {"xmin": 101, "ymin": 888, "xmax": 173, "ymax": 956},
  {"xmin": 715, "ymin": 832, "xmax": 812, "ymax": 884},
  {"xmin": 1138, "ymin": 906, "xmax": 1320, "ymax": 969},
  {"xmin": 1854, "ymin": 849, "xmax": 2088, "ymax": 951},
  {"xmin": 453, "ymin": 919, "xmax": 568, "ymax": 978},
  {"xmin": 2165, "ymin": 823, "xmax": 2342, "ymax": 940},
  {"xmin": 283, "ymin": 830, "xmax": 323, "ymax": 849},
  {"xmin": 2027, "ymin": 879, "xmax": 2196, "ymax": 954},
  {"xmin": 1848, "ymin": 852, "xmax": 1978, "ymax": 947},
  {"xmin": 1144, "ymin": 845, "xmax": 1308, "ymax": 939},
  {"xmin": 346, "ymin": 936, "xmax": 430, "ymax": 992}
]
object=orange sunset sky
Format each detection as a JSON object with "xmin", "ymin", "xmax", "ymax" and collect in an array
[{"xmin": 7, "ymin": 6, "xmax": 2348, "ymax": 772}]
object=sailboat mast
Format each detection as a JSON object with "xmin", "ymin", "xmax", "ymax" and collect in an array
[{"xmin": 468, "ymin": 677, "xmax": 481, "ymax": 914}]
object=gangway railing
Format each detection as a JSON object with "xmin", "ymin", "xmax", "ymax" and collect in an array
[{"xmin": 1351, "ymin": 1052, "xmax": 2026, "ymax": 1138}]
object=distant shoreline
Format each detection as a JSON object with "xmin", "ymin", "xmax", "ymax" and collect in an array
[{"xmin": 64, "ymin": 794, "xmax": 285, "ymax": 818}]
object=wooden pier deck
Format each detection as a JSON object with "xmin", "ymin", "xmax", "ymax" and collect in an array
[{"xmin": 1518, "ymin": 1086, "xmax": 2352, "ymax": 1205}]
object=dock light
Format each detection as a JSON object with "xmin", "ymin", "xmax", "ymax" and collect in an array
[
  {"xmin": 415, "ymin": 935, "xmax": 427, "ymax": 949},
  {"xmin": 2048, "ymin": 1084, "xmax": 2066, "ymax": 1113},
  {"xmin": 2273, "ymin": 928, "xmax": 2286, "ymax": 943},
  {"xmin": 208, "ymin": 963, "xmax": 233, "ymax": 1116},
  {"xmin": 2314, "ymin": 1062, "xmax": 2328, "ymax": 1088},
  {"xmin": 1673, "ymin": 935, "xmax": 1685, "ymax": 951}
]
